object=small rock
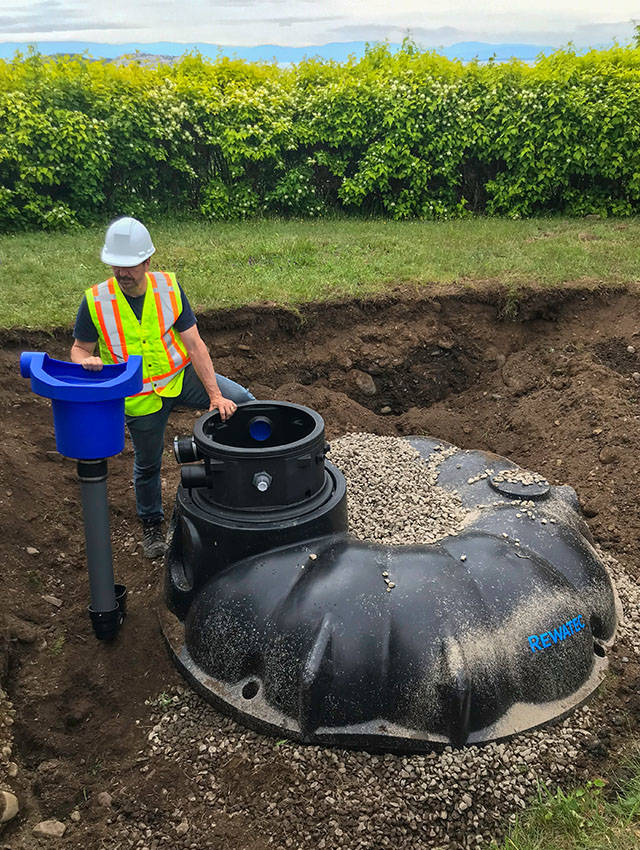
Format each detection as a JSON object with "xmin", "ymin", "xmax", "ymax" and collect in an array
[
  {"xmin": 632, "ymin": 372, "xmax": 640, "ymax": 383},
  {"xmin": 352, "ymin": 370, "xmax": 377, "ymax": 396},
  {"xmin": 42, "ymin": 595, "xmax": 63, "ymax": 608},
  {"xmin": 599, "ymin": 447, "xmax": 619, "ymax": 465},
  {"xmin": 7, "ymin": 762, "xmax": 18, "ymax": 777},
  {"xmin": 627, "ymin": 345, "xmax": 636, "ymax": 354},
  {"xmin": 96, "ymin": 791, "xmax": 112, "ymax": 808},
  {"xmin": 380, "ymin": 406, "xmax": 392, "ymax": 415},
  {"xmin": 26, "ymin": 546, "xmax": 39, "ymax": 556},
  {"xmin": 581, "ymin": 501, "xmax": 599, "ymax": 518},
  {"xmin": 70, "ymin": 810, "xmax": 81, "ymax": 823},
  {"xmin": 176, "ymin": 818, "xmax": 189, "ymax": 836},
  {"xmin": 33, "ymin": 820, "xmax": 67, "ymax": 838},
  {"xmin": 0, "ymin": 791, "xmax": 19, "ymax": 823}
]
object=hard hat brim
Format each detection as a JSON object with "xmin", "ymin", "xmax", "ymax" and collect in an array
[{"xmin": 100, "ymin": 246, "xmax": 155, "ymax": 267}]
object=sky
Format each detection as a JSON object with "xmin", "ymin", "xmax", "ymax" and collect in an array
[{"xmin": 0, "ymin": 0, "xmax": 637, "ymax": 47}]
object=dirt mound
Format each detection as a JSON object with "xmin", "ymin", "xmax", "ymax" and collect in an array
[{"xmin": 1, "ymin": 285, "xmax": 639, "ymax": 848}]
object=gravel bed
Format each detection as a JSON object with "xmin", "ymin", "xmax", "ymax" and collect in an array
[
  {"xmin": 110, "ymin": 435, "xmax": 640, "ymax": 850},
  {"xmin": 329, "ymin": 434, "xmax": 468, "ymax": 545}
]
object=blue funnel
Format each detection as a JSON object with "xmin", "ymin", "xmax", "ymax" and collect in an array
[{"xmin": 20, "ymin": 352, "xmax": 143, "ymax": 459}]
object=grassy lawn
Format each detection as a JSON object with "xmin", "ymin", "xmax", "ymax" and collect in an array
[
  {"xmin": 1, "ymin": 216, "xmax": 639, "ymax": 329},
  {"xmin": 490, "ymin": 752, "xmax": 640, "ymax": 850}
]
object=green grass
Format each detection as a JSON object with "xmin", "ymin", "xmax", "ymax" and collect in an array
[
  {"xmin": 490, "ymin": 753, "xmax": 640, "ymax": 850},
  {"xmin": 2, "ymin": 216, "xmax": 640, "ymax": 329}
]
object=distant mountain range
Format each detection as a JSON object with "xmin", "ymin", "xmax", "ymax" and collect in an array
[{"xmin": 0, "ymin": 40, "xmax": 557, "ymax": 64}]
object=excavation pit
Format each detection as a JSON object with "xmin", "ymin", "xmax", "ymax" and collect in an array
[{"xmin": 3, "ymin": 287, "xmax": 640, "ymax": 850}]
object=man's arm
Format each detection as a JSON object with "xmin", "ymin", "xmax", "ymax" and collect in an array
[
  {"xmin": 70, "ymin": 339, "xmax": 104, "ymax": 371},
  {"xmin": 180, "ymin": 325, "xmax": 237, "ymax": 421}
]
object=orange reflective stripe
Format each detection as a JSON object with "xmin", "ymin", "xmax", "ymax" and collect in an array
[
  {"xmin": 108, "ymin": 279, "xmax": 129, "ymax": 359},
  {"xmin": 92, "ymin": 284, "xmax": 119, "ymax": 363},
  {"xmin": 150, "ymin": 273, "xmax": 176, "ymax": 367},
  {"xmin": 151, "ymin": 278, "xmax": 167, "ymax": 337},
  {"xmin": 168, "ymin": 328, "xmax": 190, "ymax": 368}
]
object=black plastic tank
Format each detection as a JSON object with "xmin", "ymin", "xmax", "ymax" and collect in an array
[{"xmin": 160, "ymin": 402, "xmax": 621, "ymax": 750}]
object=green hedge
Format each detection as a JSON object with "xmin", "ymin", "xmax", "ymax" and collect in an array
[{"xmin": 1, "ymin": 42, "xmax": 640, "ymax": 229}]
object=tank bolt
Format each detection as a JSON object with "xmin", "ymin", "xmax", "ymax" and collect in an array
[{"xmin": 252, "ymin": 471, "xmax": 272, "ymax": 493}]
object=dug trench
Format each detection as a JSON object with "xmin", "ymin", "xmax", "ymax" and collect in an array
[{"xmin": 0, "ymin": 284, "xmax": 639, "ymax": 849}]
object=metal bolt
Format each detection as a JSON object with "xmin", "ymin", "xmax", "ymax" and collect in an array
[{"xmin": 252, "ymin": 471, "xmax": 272, "ymax": 493}]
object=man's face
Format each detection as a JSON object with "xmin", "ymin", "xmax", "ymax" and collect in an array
[{"xmin": 111, "ymin": 259, "xmax": 149, "ymax": 294}]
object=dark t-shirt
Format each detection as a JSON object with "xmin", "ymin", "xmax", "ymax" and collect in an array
[{"xmin": 73, "ymin": 281, "xmax": 197, "ymax": 342}]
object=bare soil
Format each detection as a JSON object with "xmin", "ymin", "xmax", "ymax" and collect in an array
[{"xmin": 1, "ymin": 284, "xmax": 640, "ymax": 848}]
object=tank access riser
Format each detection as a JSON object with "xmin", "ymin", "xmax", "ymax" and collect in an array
[{"xmin": 161, "ymin": 404, "xmax": 620, "ymax": 751}]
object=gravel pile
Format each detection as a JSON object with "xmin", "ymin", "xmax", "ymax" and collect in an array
[
  {"xmin": 329, "ymin": 433, "xmax": 468, "ymax": 545},
  {"xmin": 108, "ymin": 435, "xmax": 640, "ymax": 850}
]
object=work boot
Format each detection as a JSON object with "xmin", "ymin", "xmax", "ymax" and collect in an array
[{"xmin": 142, "ymin": 522, "xmax": 167, "ymax": 560}]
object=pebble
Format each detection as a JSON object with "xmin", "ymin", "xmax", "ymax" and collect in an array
[
  {"xmin": 599, "ymin": 447, "xmax": 619, "ymax": 465},
  {"xmin": 42, "ymin": 595, "xmax": 63, "ymax": 608},
  {"xmin": 96, "ymin": 791, "xmax": 113, "ymax": 808},
  {"xmin": 352, "ymin": 371, "xmax": 377, "ymax": 396},
  {"xmin": 33, "ymin": 820, "xmax": 67, "ymax": 838},
  {"xmin": 26, "ymin": 546, "xmax": 39, "ymax": 556},
  {"xmin": 0, "ymin": 791, "xmax": 18, "ymax": 823}
]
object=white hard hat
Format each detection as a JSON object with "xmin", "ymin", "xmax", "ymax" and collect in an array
[{"xmin": 101, "ymin": 217, "xmax": 155, "ymax": 266}]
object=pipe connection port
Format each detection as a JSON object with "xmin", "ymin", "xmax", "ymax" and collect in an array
[{"xmin": 174, "ymin": 435, "xmax": 200, "ymax": 464}]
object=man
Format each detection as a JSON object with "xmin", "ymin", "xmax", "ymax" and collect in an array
[{"xmin": 71, "ymin": 216, "xmax": 254, "ymax": 558}]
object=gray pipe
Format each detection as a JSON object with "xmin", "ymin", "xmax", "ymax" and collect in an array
[{"xmin": 78, "ymin": 460, "xmax": 117, "ymax": 618}]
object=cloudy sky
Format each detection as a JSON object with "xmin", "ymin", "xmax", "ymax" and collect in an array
[{"xmin": 0, "ymin": 0, "xmax": 637, "ymax": 47}]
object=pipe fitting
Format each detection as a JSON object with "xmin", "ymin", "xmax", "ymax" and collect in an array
[
  {"xmin": 174, "ymin": 435, "xmax": 200, "ymax": 464},
  {"xmin": 252, "ymin": 471, "xmax": 272, "ymax": 493}
]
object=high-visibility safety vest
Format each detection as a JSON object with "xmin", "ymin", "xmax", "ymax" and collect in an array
[{"xmin": 86, "ymin": 271, "xmax": 191, "ymax": 416}]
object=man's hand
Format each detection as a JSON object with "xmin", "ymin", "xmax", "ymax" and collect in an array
[
  {"xmin": 210, "ymin": 396, "xmax": 238, "ymax": 421},
  {"xmin": 71, "ymin": 340, "xmax": 102, "ymax": 370},
  {"xmin": 80, "ymin": 356, "xmax": 104, "ymax": 371}
]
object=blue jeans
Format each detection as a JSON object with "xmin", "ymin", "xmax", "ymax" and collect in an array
[{"xmin": 126, "ymin": 364, "xmax": 255, "ymax": 524}]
